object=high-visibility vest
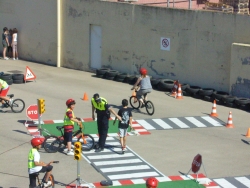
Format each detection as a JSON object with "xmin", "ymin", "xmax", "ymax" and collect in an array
[
  {"xmin": 28, "ymin": 148, "xmax": 37, "ymax": 169},
  {"xmin": 0, "ymin": 79, "xmax": 7, "ymax": 89},
  {"xmin": 91, "ymin": 97, "xmax": 108, "ymax": 111},
  {"xmin": 64, "ymin": 108, "xmax": 75, "ymax": 125}
]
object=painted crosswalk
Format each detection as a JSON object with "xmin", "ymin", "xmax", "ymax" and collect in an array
[
  {"xmin": 81, "ymin": 137, "xmax": 167, "ymax": 182},
  {"xmin": 212, "ymin": 176, "xmax": 250, "ymax": 188},
  {"xmin": 137, "ymin": 116, "xmax": 225, "ymax": 130}
]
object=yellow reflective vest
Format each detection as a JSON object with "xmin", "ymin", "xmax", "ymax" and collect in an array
[
  {"xmin": 64, "ymin": 108, "xmax": 75, "ymax": 125},
  {"xmin": 28, "ymin": 148, "xmax": 37, "ymax": 169},
  {"xmin": 91, "ymin": 97, "xmax": 108, "ymax": 111}
]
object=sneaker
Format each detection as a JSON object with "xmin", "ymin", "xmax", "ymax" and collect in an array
[
  {"xmin": 95, "ymin": 147, "xmax": 104, "ymax": 152},
  {"xmin": 13, "ymin": 58, "xmax": 15, "ymax": 60},
  {"xmin": 63, "ymin": 148, "xmax": 73, "ymax": 152},
  {"xmin": 67, "ymin": 151, "xmax": 74, "ymax": 156},
  {"xmin": 141, "ymin": 104, "xmax": 145, "ymax": 108},
  {"xmin": 9, "ymin": 99, "xmax": 13, "ymax": 105},
  {"xmin": 4, "ymin": 57, "xmax": 9, "ymax": 60},
  {"xmin": 43, "ymin": 181, "xmax": 52, "ymax": 187}
]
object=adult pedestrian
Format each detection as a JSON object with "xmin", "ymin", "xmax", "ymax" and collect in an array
[
  {"xmin": 91, "ymin": 93, "xmax": 121, "ymax": 152},
  {"xmin": 2, "ymin": 27, "xmax": 9, "ymax": 60},
  {"xmin": 146, "ymin": 177, "xmax": 158, "ymax": 188},
  {"xmin": 7, "ymin": 29, "xmax": 13, "ymax": 58},
  {"xmin": 12, "ymin": 28, "xmax": 18, "ymax": 60},
  {"xmin": 131, "ymin": 68, "xmax": 152, "ymax": 108}
]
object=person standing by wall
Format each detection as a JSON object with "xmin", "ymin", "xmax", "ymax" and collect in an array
[
  {"xmin": 7, "ymin": 29, "xmax": 13, "ymax": 58},
  {"xmin": 12, "ymin": 28, "xmax": 18, "ymax": 60},
  {"xmin": 2, "ymin": 27, "xmax": 9, "ymax": 60},
  {"xmin": 91, "ymin": 93, "xmax": 121, "ymax": 152}
]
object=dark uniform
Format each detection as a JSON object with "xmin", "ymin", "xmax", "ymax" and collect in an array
[{"xmin": 91, "ymin": 96, "xmax": 110, "ymax": 150}]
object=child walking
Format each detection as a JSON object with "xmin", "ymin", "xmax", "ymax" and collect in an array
[{"xmin": 114, "ymin": 99, "xmax": 132, "ymax": 153}]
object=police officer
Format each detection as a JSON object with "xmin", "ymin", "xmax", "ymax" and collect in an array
[{"xmin": 91, "ymin": 93, "xmax": 121, "ymax": 152}]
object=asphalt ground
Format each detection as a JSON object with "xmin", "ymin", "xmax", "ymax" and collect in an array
[{"xmin": 1, "ymin": 59, "xmax": 250, "ymax": 187}]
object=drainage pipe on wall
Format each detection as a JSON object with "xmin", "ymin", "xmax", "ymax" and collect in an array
[{"xmin": 57, "ymin": 0, "xmax": 61, "ymax": 67}]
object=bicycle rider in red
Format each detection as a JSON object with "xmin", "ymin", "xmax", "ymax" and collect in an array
[{"xmin": 0, "ymin": 78, "xmax": 12, "ymax": 108}]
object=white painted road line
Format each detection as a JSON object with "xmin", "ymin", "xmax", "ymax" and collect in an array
[
  {"xmin": 169, "ymin": 118, "xmax": 190, "ymax": 128},
  {"xmin": 202, "ymin": 116, "xmax": 223, "ymax": 126},
  {"xmin": 213, "ymin": 178, "xmax": 237, "ymax": 188},
  {"xmin": 152, "ymin": 119, "xmax": 173, "ymax": 129},
  {"xmin": 108, "ymin": 171, "xmax": 159, "ymax": 180},
  {"xmin": 185, "ymin": 117, "xmax": 207, "ymax": 127},
  {"xmin": 100, "ymin": 165, "xmax": 150, "ymax": 172},
  {"xmin": 136, "ymin": 120, "xmax": 156, "ymax": 130},
  {"xmin": 235, "ymin": 177, "xmax": 250, "ymax": 187},
  {"xmin": 93, "ymin": 158, "xmax": 142, "ymax": 166}
]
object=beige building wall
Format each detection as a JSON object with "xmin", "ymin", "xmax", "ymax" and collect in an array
[{"xmin": 1, "ymin": 0, "xmax": 250, "ymax": 95}]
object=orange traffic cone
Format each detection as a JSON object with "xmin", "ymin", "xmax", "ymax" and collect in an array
[
  {"xmin": 246, "ymin": 128, "xmax": 250, "ymax": 138},
  {"xmin": 210, "ymin": 100, "xmax": 218, "ymax": 117},
  {"xmin": 176, "ymin": 84, "xmax": 183, "ymax": 99},
  {"xmin": 82, "ymin": 92, "xmax": 88, "ymax": 101},
  {"xmin": 226, "ymin": 111, "xmax": 234, "ymax": 128},
  {"xmin": 132, "ymin": 90, "xmax": 137, "ymax": 103}
]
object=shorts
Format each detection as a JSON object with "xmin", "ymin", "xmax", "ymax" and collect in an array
[
  {"xmin": 0, "ymin": 87, "xmax": 9, "ymax": 97},
  {"xmin": 7, "ymin": 46, "xmax": 12, "ymax": 52},
  {"xmin": 64, "ymin": 131, "xmax": 73, "ymax": 143},
  {"xmin": 12, "ymin": 41, "xmax": 17, "ymax": 52},
  {"xmin": 2, "ymin": 41, "xmax": 7, "ymax": 48},
  {"xmin": 136, "ymin": 89, "xmax": 152, "ymax": 100},
  {"xmin": 29, "ymin": 165, "xmax": 53, "ymax": 188},
  {"xmin": 119, "ymin": 128, "xmax": 128, "ymax": 138}
]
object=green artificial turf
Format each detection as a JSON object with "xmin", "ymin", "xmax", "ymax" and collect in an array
[{"xmin": 41, "ymin": 120, "xmax": 125, "ymax": 136}]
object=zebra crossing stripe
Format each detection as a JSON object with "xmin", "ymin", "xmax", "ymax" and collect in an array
[
  {"xmin": 93, "ymin": 158, "xmax": 142, "ymax": 166},
  {"xmin": 136, "ymin": 120, "xmax": 156, "ymax": 130},
  {"xmin": 185, "ymin": 117, "xmax": 207, "ymax": 127},
  {"xmin": 152, "ymin": 119, "xmax": 173, "ymax": 129},
  {"xmin": 100, "ymin": 165, "xmax": 150, "ymax": 173},
  {"xmin": 202, "ymin": 116, "xmax": 223, "ymax": 126},
  {"xmin": 235, "ymin": 177, "xmax": 250, "ymax": 187},
  {"xmin": 213, "ymin": 178, "xmax": 237, "ymax": 188},
  {"xmin": 169, "ymin": 118, "xmax": 190, "ymax": 128},
  {"xmin": 88, "ymin": 153, "xmax": 135, "ymax": 160}
]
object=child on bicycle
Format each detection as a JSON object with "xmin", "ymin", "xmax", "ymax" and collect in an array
[
  {"xmin": 0, "ymin": 78, "xmax": 12, "ymax": 108},
  {"xmin": 114, "ymin": 99, "xmax": 132, "ymax": 153},
  {"xmin": 28, "ymin": 138, "xmax": 54, "ymax": 188},
  {"xmin": 64, "ymin": 98, "xmax": 81, "ymax": 155},
  {"xmin": 131, "ymin": 68, "xmax": 152, "ymax": 108}
]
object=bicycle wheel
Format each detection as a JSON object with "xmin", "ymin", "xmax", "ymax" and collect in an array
[
  {"xmin": 145, "ymin": 100, "xmax": 155, "ymax": 115},
  {"xmin": 44, "ymin": 136, "xmax": 62, "ymax": 153},
  {"xmin": 129, "ymin": 96, "xmax": 140, "ymax": 109},
  {"xmin": 77, "ymin": 134, "xmax": 95, "ymax": 151},
  {"xmin": 11, "ymin": 98, "xmax": 25, "ymax": 113}
]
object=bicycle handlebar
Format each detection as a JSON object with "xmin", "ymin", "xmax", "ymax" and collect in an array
[{"xmin": 53, "ymin": 161, "xmax": 59, "ymax": 163}]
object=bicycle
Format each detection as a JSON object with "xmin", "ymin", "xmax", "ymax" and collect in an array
[
  {"xmin": 129, "ymin": 88, "xmax": 155, "ymax": 115},
  {"xmin": 33, "ymin": 161, "xmax": 59, "ymax": 188},
  {"xmin": 0, "ymin": 94, "xmax": 25, "ymax": 113},
  {"xmin": 43, "ymin": 122, "xmax": 95, "ymax": 153}
]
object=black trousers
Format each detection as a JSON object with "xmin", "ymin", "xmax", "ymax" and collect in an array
[{"xmin": 97, "ymin": 115, "xmax": 109, "ymax": 148}]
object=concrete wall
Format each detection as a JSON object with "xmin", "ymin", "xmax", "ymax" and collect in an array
[
  {"xmin": 1, "ymin": 0, "xmax": 250, "ymax": 96},
  {"xmin": 230, "ymin": 43, "xmax": 250, "ymax": 97},
  {"xmin": 0, "ymin": 0, "xmax": 57, "ymax": 65}
]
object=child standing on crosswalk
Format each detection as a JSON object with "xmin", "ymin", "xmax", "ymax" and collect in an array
[{"xmin": 113, "ymin": 99, "xmax": 132, "ymax": 153}]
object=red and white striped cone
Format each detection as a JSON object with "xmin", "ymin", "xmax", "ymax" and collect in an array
[
  {"xmin": 176, "ymin": 84, "xmax": 183, "ymax": 99},
  {"xmin": 226, "ymin": 111, "xmax": 234, "ymax": 128},
  {"xmin": 210, "ymin": 100, "xmax": 218, "ymax": 117}
]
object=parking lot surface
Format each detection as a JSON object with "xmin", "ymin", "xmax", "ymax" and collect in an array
[{"xmin": 1, "ymin": 59, "xmax": 250, "ymax": 187}]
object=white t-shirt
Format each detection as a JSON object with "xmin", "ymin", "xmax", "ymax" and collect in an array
[
  {"xmin": 28, "ymin": 150, "xmax": 42, "ymax": 174},
  {"xmin": 13, "ymin": 33, "xmax": 17, "ymax": 42}
]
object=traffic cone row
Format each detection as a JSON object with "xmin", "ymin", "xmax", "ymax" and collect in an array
[
  {"xmin": 82, "ymin": 92, "xmax": 88, "ymax": 101},
  {"xmin": 226, "ymin": 111, "xmax": 234, "ymax": 128},
  {"xmin": 210, "ymin": 100, "xmax": 218, "ymax": 117},
  {"xmin": 175, "ymin": 84, "xmax": 183, "ymax": 99}
]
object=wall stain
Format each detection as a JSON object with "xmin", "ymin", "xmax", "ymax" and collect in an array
[
  {"xmin": 241, "ymin": 57, "xmax": 250, "ymax": 65},
  {"xmin": 68, "ymin": 6, "xmax": 82, "ymax": 18},
  {"xmin": 231, "ymin": 77, "xmax": 250, "ymax": 98}
]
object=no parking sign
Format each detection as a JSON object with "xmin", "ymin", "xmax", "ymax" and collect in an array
[{"xmin": 160, "ymin": 37, "xmax": 170, "ymax": 51}]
